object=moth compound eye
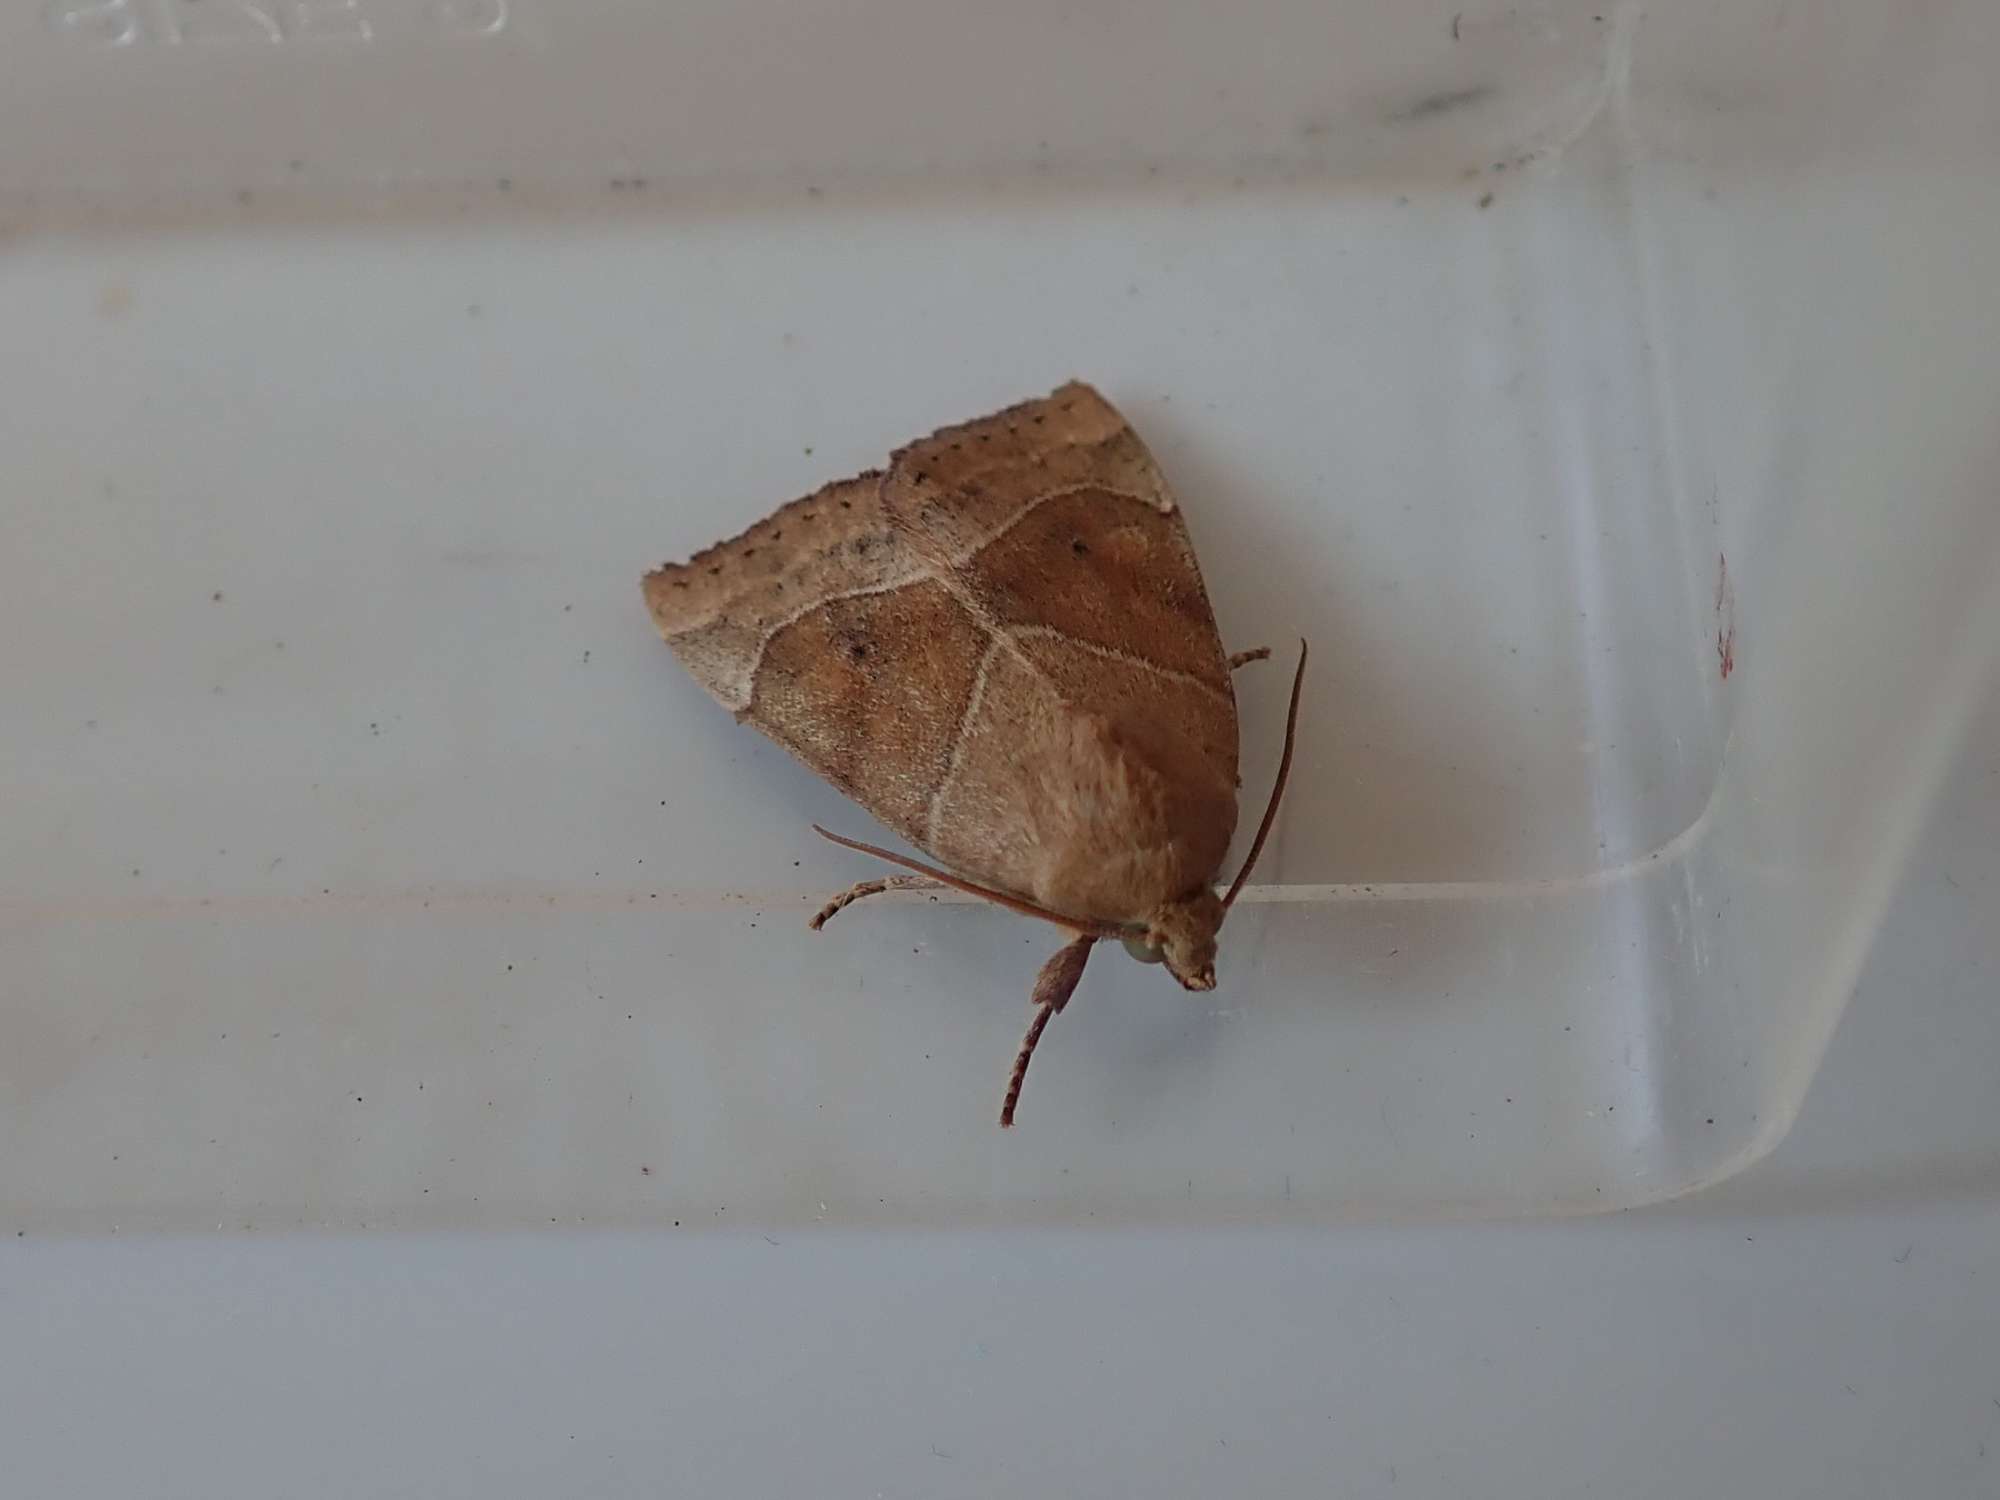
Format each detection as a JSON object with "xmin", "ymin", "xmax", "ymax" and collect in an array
[{"xmin": 1122, "ymin": 934, "xmax": 1165, "ymax": 964}]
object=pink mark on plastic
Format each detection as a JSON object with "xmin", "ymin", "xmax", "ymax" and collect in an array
[{"xmin": 1715, "ymin": 553, "xmax": 1736, "ymax": 681}]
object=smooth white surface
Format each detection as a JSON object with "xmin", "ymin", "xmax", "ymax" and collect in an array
[
  {"xmin": 9, "ymin": 2, "xmax": 1999, "ymax": 1222},
  {"xmin": 5, "ymin": 3, "xmax": 2000, "ymax": 1491},
  {"xmin": 4, "ymin": 683, "xmax": 1996, "ymax": 1499}
]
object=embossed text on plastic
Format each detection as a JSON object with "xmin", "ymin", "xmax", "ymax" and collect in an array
[{"xmin": 43, "ymin": 0, "xmax": 512, "ymax": 46}]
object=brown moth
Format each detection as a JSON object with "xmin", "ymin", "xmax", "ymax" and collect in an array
[{"xmin": 641, "ymin": 381, "xmax": 1305, "ymax": 1125}]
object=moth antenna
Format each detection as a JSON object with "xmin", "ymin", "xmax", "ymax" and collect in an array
[
  {"xmin": 1221, "ymin": 638, "xmax": 1308, "ymax": 912},
  {"xmin": 810, "ymin": 826, "xmax": 1134, "ymax": 940}
]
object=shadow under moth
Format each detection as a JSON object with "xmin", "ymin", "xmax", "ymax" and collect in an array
[{"xmin": 642, "ymin": 382, "xmax": 1305, "ymax": 1125}]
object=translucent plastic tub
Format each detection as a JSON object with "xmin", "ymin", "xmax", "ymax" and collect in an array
[{"xmin": 5, "ymin": 0, "xmax": 1997, "ymax": 1229}]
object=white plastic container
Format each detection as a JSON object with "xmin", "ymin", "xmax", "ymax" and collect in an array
[{"xmin": 4, "ymin": 0, "xmax": 1997, "ymax": 1229}]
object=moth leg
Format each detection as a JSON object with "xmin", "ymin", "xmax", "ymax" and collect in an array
[
  {"xmin": 1001, "ymin": 934, "xmax": 1097, "ymax": 1127},
  {"xmin": 808, "ymin": 874, "xmax": 942, "ymax": 931},
  {"xmin": 1229, "ymin": 647, "xmax": 1273, "ymax": 671}
]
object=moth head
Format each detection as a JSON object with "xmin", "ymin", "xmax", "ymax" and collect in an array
[
  {"xmin": 1126, "ymin": 639, "xmax": 1312, "ymax": 994},
  {"xmin": 1130, "ymin": 888, "xmax": 1223, "ymax": 991}
]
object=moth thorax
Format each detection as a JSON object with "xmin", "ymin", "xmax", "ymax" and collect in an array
[{"xmin": 1140, "ymin": 888, "xmax": 1224, "ymax": 992}]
